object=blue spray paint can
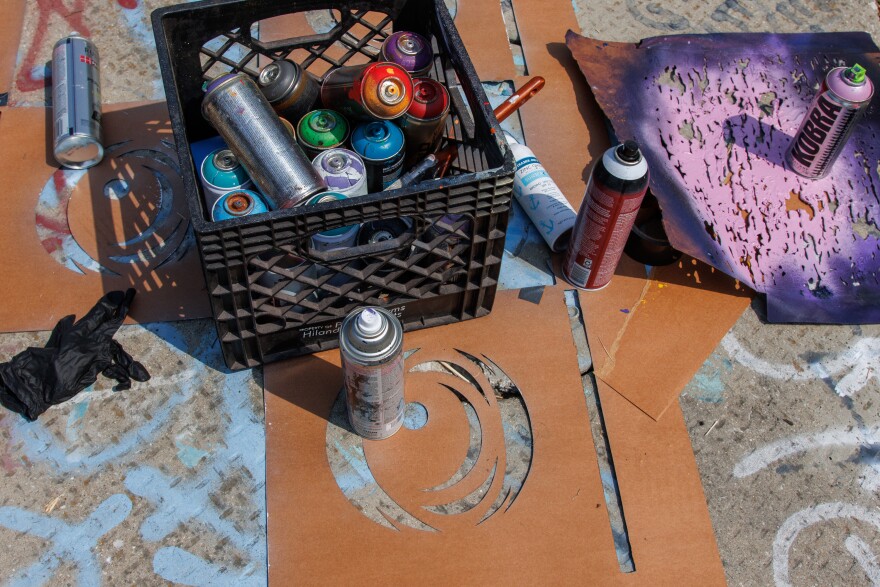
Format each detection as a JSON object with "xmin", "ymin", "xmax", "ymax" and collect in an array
[
  {"xmin": 303, "ymin": 192, "xmax": 360, "ymax": 252},
  {"xmin": 200, "ymin": 147, "xmax": 253, "ymax": 207},
  {"xmin": 211, "ymin": 189, "xmax": 269, "ymax": 222},
  {"xmin": 351, "ymin": 120, "xmax": 406, "ymax": 193}
]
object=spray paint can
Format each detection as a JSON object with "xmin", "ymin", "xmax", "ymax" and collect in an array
[
  {"xmin": 381, "ymin": 31, "xmax": 434, "ymax": 78},
  {"xmin": 280, "ymin": 117, "xmax": 296, "ymax": 140},
  {"xmin": 505, "ymin": 133, "xmax": 577, "ymax": 252},
  {"xmin": 211, "ymin": 189, "xmax": 270, "ymax": 222},
  {"xmin": 199, "ymin": 148, "xmax": 253, "ymax": 208},
  {"xmin": 312, "ymin": 149, "xmax": 368, "ymax": 197},
  {"xmin": 401, "ymin": 78, "xmax": 449, "ymax": 167},
  {"xmin": 303, "ymin": 192, "xmax": 360, "ymax": 251},
  {"xmin": 351, "ymin": 121, "xmax": 406, "ymax": 192},
  {"xmin": 52, "ymin": 34, "xmax": 103, "ymax": 169},
  {"xmin": 202, "ymin": 73, "xmax": 327, "ymax": 209},
  {"xmin": 297, "ymin": 110, "xmax": 349, "ymax": 160},
  {"xmin": 786, "ymin": 63, "xmax": 874, "ymax": 179},
  {"xmin": 257, "ymin": 59, "xmax": 320, "ymax": 125},
  {"xmin": 339, "ymin": 307, "xmax": 405, "ymax": 440},
  {"xmin": 563, "ymin": 140, "xmax": 649, "ymax": 291},
  {"xmin": 356, "ymin": 217, "xmax": 413, "ymax": 277},
  {"xmin": 321, "ymin": 62, "xmax": 414, "ymax": 121}
]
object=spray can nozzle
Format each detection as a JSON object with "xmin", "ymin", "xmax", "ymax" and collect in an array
[
  {"xmin": 845, "ymin": 63, "xmax": 867, "ymax": 85},
  {"xmin": 616, "ymin": 140, "xmax": 642, "ymax": 164}
]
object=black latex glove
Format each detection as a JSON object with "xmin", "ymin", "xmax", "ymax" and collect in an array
[{"xmin": 0, "ymin": 289, "xmax": 150, "ymax": 421}]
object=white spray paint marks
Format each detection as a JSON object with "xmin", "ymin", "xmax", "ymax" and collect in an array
[
  {"xmin": 733, "ymin": 425, "xmax": 880, "ymax": 478},
  {"xmin": 721, "ymin": 333, "xmax": 880, "ymax": 398},
  {"xmin": 773, "ymin": 502, "xmax": 880, "ymax": 587}
]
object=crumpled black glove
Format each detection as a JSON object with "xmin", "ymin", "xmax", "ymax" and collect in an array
[{"xmin": 0, "ymin": 289, "xmax": 150, "ymax": 421}]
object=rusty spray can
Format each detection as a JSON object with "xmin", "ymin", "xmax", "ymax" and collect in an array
[
  {"xmin": 785, "ymin": 63, "xmax": 874, "ymax": 179},
  {"xmin": 340, "ymin": 307, "xmax": 405, "ymax": 440},
  {"xmin": 321, "ymin": 62, "xmax": 413, "ymax": 121},
  {"xmin": 562, "ymin": 140, "xmax": 649, "ymax": 290},
  {"xmin": 202, "ymin": 73, "xmax": 326, "ymax": 209}
]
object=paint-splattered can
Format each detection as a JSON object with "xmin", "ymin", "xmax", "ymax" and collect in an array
[
  {"xmin": 321, "ymin": 62, "xmax": 414, "ymax": 121},
  {"xmin": 211, "ymin": 189, "xmax": 270, "ymax": 222},
  {"xmin": 381, "ymin": 31, "xmax": 434, "ymax": 78},
  {"xmin": 339, "ymin": 306, "xmax": 405, "ymax": 440},
  {"xmin": 563, "ymin": 140, "xmax": 649, "ymax": 291},
  {"xmin": 52, "ymin": 34, "xmax": 103, "ymax": 169},
  {"xmin": 401, "ymin": 78, "xmax": 449, "ymax": 167},
  {"xmin": 202, "ymin": 73, "xmax": 326, "ymax": 209},
  {"xmin": 303, "ymin": 192, "xmax": 360, "ymax": 252},
  {"xmin": 257, "ymin": 59, "xmax": 320, "ymax": 126},
  {"xmin": 351, "ymin": 121, "xmax": 406, "ymax": 192},
  {"xmin": 312, "ymin": 148, "xmax": 368, "ymax": 198},
  {"xmin": 297, "ymin": 110, "xmax": 349, "ymax": 160},
  {"xmin": 200, "ymin": 148, "xmax": 253, "ymax": 208},
  {"xmin": 786, "ymin": 63, "xmax": 874, "ymax": 179}
]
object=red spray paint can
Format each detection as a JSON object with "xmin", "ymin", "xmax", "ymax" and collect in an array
[
  {"xmin": 320, "ymin": 62, "xmax": 413, "ymax": 122},
  {"xmin": 562, "ymin": 140, "xmax": 649, "ymax": 291}
]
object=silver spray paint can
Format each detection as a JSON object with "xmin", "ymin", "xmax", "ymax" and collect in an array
[
  {"xmin": 52, "ymin": 34, "xmax": 103, "ymax": 169},
  {"xmin": 339, "ymin": 307, "xmax": 405, "ymax": 440},
  {"xmin": 202, "ymin": 73, "xmax": 327, "ymax": 209}
]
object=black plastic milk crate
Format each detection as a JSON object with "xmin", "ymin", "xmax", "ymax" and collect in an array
[{"xmin": 152, "ymin": 0, "xmax": 515, "ymax": 369}]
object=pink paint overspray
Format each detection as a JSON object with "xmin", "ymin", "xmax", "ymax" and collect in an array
[
  {"xmin": 562, "ymin": 141, "xmax": 649, "ymax": 291},
  {"xmin": 786, "ymin": 64, "xmax": 874, "ymax": 179}
]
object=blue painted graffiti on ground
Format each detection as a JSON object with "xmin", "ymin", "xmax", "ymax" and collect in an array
[{"xmin": 0, "ymin": 322, "xmax": 267, "ymax": 586}]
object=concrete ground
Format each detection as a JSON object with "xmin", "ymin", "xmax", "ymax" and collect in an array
[{"xmin": 1, "ymin": 0, "xmax": 879, "ymax": 585}]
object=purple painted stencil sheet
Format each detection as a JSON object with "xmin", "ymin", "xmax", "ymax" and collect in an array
[{"xmin": 567, "ymin": 31, "xmax": 880, "ymax": 323}]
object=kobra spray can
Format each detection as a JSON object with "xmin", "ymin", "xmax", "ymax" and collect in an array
[
  {"xmin": 321, "ymin": 62, "xmax": 413, "ymax": 121},
  {"xmin": 563, "ymin": 140, "xmax": 649, "ymax": 290},
  {"xmin": 351, "ymin": 120, "xmax": 406, "ymax": 192},
  {"xmin": 786, "ymin": 63, "xmax": 874, "ymax": 179},
  {"xmin": 339, "ymin": 307, "xmax": 405, "ymax": 440}
]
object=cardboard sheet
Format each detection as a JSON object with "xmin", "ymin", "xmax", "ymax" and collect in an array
[
  {"xmin": 503, "ymin": 0, "xmax": 753, "ymax": 419},
  {"xmin": 265, "ymin": 288, "xmax": 725, "ymax": 584},
  {"xmin": 0, "ymin": 0, "xmax": 25, "ymax": 96},
  {"xmin": 0, "ymin": 102, "xmax": 210, "ymax": 331},
  {"xmin": 566, "ymin": 31, "xmax": 880, "ymax": 324}
]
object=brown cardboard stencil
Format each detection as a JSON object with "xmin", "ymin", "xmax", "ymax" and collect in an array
[
  {"xmin": 0, "ymin": 102, "xmax": 210, "ymax": 331},
  {"xmin": 266, "ymin": 289, "xmax": 622, "ymax": 582},
  {"xmin": 0, "ymin": 0, "xmax": 25, "ymax": 95},
  {"xmin": 266, "ymin": 288, "xmax": 727, "ymax": 583}
]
